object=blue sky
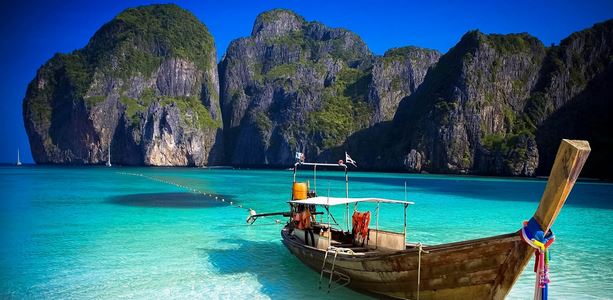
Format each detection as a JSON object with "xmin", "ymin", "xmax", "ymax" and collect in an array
[{"xmin": 1, "ymin": 0, "xmax": 611, "ymax": 163}]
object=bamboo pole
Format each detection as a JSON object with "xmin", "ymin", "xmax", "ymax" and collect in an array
[
  {"xmin": 533, "ymin": 139, "xmax": 591, "ymax": 233},
  {"xmin": 490, "ymin": 139, "xmax": 591, "ymax": 300}
]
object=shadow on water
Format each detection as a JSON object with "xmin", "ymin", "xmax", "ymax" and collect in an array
[
  {"xmin": 108, "ymin": 192, "xmax": 230, "ymax": 208},
  {"xmin": 199, "ymin": 239, "xmax": 368, "ymax": 299}
]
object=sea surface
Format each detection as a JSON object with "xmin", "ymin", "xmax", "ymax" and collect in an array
[{"xmin": 1, "ymin": 166, "xmax": 612, "ymax": 299}]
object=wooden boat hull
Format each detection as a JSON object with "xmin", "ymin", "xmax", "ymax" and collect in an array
[
  {"xmin": 279, "ymin": 139, "xmax": 591, "ymax": 299},
  {"xmin": 282, "ymin": 227, "xmax": 532, "ymax": 299}
]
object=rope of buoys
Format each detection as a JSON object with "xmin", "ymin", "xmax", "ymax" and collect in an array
[
  {"xmin": 216, "ymin": 223, "xmax": 280, "ymax": 228},
  {"xmin": 520, "ymin": 218, "xmax": 555, "ymax": 300},
  {"xmin": 116, "ymin": 172, "xmax": 249, "ymax": 211}
]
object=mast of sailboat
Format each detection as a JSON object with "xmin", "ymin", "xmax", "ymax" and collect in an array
[
  {"xmin": 106, "ymin": 143, "xmax": 112, "ymax": 167},
  {"xmin": 16, "ymin": 148, "xmax": 21, "ymax": 166}
]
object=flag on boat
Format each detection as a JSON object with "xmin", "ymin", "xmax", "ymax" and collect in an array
[
  {"xmin": 345, "ymin": 152, "xmax": 357, "ymax": 167},
  {"xmin": 295, "ymin": 152, "xmax": 305, "ymax": 162}
]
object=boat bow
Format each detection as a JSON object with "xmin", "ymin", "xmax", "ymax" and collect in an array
[{"xmin": 277, "ymin": 139, "xmax": 590, "ymax": 299}]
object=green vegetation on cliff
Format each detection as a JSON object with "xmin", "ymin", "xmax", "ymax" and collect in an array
[
  {"xmin": 307, "ymin": 66, "xmax": 372, "ymax": 148},
  {"xmin": 161, "ymin": 96, "xmax": 220, "ymax": 129},
  {"xmin": 27, "ymin": 4, "xmax": 218, "ymax": 128},
  {"xmin": 260, "ymin": 19, "xmax": 369, "ymax": 63},
  {"xmin": 265, "ymin": 63, "xmax": 298, "ymax": 80},
  {"xmin": 382, "ymin": 46, "xmax": 439, "ymax": 67},
  {"xmin": 121, "ymin": 89, "xmax": 220, "ymax": 129},
  {"xmin": 88, "ymin": 4, "xmax": 214, "ymax": 75},
  {"xmin": 486, "ymin": 33, "xmax": 541, "ymax": 54},
  {"xmin": 257, "ymin": 9, "xmax": 305, "ymax": 24}
]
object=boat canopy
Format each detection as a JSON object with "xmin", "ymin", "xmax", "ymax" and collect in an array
[{"xmin": 289, "ymin": 196, "xmax": 414, "ymax": 206}]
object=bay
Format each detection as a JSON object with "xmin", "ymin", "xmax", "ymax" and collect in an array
[{"xmin": 1, "ymin": 166, "xmax": 612, "ymax": 299}]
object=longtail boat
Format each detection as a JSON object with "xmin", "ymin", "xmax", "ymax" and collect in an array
[{"xmin": 248, "ymin": 140, "xmax": 590, "ymax": 299}]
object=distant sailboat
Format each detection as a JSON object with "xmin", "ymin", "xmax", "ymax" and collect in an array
[
  {"xmin": 16, "ymin": 148, "xmax": 22, "ymax": 166},
  {"xmin": 106, "ymin": 143, "xmax": 112, "ymax": 167}
]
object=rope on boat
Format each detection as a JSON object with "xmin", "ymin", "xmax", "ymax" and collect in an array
[
  {"xmin": 414, "ymin": 243, "xmax": 430, "ymax": 300},
  {"xmin": 116, "ymin": 172, "xmax": 249, "ymax": 211},
  {"xmin": 520, "ymin": 217, "xmax": 555, "ymax": 300},
  {"xmin": 415, "ymin": 243, "xmax": 430, "ymax": 300},
  {"xmin": 417, "ymin": 243, "xmax": 422, "ymax": 300}
]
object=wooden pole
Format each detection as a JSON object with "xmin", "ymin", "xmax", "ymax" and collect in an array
[
  {"xmin": 404, "ymin": 203, "xmax": 408, "ymax": 243},
  {"xmin": 404, "ymin": 182, "xmax": 408, "ymax": 242},
  {"xmin": 328, "ymin": 182, "xmax": 331, "ymax": 247},
  {"xmin": 345, "ymin": 167, "xmax": 349, "ymax": 199},
  {"xmin": 376, "ymin": 201, "xmax": 380, "ymax": 249},
  {"xmin": 533, "ymin": 139, "xmax": 591, "ymax": 233},
  {"xmin": 314, "ymin": 165, "xmax": 317, "ymax": 193},
  {"xmin": 345, "ymin": 203, "xmax": 349, "ymax": 232}
]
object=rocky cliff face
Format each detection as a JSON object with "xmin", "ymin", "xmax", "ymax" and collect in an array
[
  {"xmin": 23, "ymin": 4, "xmax": 222, "ymax": 166},
  {"xmin": 23, "ymin": 5, "xmax": 612, "ymax": 178},
  {"xmin": 393, "ymin": 31, "xmax": 547, "ymax": 176},
  {"xmin": 219, "ymin": 9, "xmax": 375, "ymax": 165},
  {"xmin": 219, "ymin": 10, "xmax": 440, "ymax": 166},
  {"xmin": 368, "ymin": 47, "xmax": 440, "ymax": 123},
  {"xmin": 346, "ymin": 20, "xmax": 613, "ymax": 177},
  {"xmin": 532, "ymin": 20, "xmax": 613, "ymax": 177}
]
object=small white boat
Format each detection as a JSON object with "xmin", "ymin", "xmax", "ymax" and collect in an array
[
  {"xmin": 16, "ymin": 148, "xmax": 22, "ymax": 166},
  {"xmin": 106, "ymin": 143, "xmax": 112, "ymax": 167}
]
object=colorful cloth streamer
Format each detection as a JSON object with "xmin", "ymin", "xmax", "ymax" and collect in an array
[{"xmin": 520, "ymin": 217, "xmax": 555, "ymax": 300}]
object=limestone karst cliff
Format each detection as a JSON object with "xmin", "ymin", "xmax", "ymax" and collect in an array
[
  {"xmin": 23, "ymin": 5, "xmax": 613, "ymax": 178},
  {"xmin": 343, "ymin": 20, "xmax": 612, "ymax": 177},
  {"xmin": 219, "ymin": 9, "xmax": 439, "ymax": 166},
  {"xmin": 23, "ymin": 4, "xmax": 222, "ymax": 166}
]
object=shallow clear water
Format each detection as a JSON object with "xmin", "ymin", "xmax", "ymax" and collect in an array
[{"xmin": 1, "ymin": 166, "xmax": 612, "ymax": 299}]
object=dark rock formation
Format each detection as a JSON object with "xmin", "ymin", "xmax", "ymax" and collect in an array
[
  {"xmin": 345, "ymin": 20, "xmax": 613, "ymax": 177},
  {"xmin": 219, "ymin": 9, "xmax": 375, "ymax": 166},
  {"xmin": 368, "ymin": 47, "xmax": 440, "ymax": 123},
  {"xmin": 533, "ymin": 20, "xmax": 613, "ymax": 178},
  {"xmin": 219, "ymin": 10, "xmax": 440, "ymax": 166},
  {"xmin": 353, "ymin": 31, "xmax": 547, "ymax": 175},
  {"xmin": 23, "ymin": 4, "xmax": 222, "ymax": 166},
  {"xmin": 22, "ymin": 5, "xmax": 612, "ymax": 178}
]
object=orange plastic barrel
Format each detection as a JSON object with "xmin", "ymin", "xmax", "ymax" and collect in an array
[{"xmin": 292, "ymin": 182, "xmax": 308, "ymax": 200}]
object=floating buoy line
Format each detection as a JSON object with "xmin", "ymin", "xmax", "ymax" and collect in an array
[
  {"xmin": 116, "ymin": 171, "xmax": 284, "ymax": 225},
  {"xmin": 117, "ymin": 171, "xmax": 245, "ymax": 209}
]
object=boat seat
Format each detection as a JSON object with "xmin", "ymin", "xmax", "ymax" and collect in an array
[
  {"xmin": 347, "ymin": 247, "xmax": 370, "ymax": 252},
  {"xmin": 327, "ymin": 243, "xmax": 370, "ymax": 253},
  {"xmin": 331, "ymin": 243, "xmax": 354, "ymax": 248}
]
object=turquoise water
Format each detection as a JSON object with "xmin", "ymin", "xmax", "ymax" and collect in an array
[{"xmin": 1, "ymin": 166, "xmax": 612, "ymax": 299}]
